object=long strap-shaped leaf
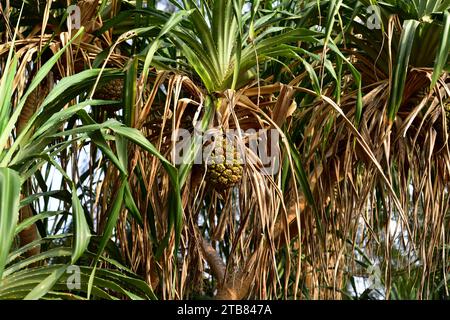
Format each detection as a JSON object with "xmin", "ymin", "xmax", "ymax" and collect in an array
[
  {"xmin": 71, "ymin": 185, "xmax": 91, "ymax": 265},
  {"xmin": 0, "ymin": 28, "xmax": 85, "ymax": 158},
  {"xmin": 0, "ymin": 168, "xmax": 21, "ymax": 280},
  {"xmin": 431, "ymin": 10, "xmax": 450, "ymax": 89},
  {"xmin": 23, "ymin": 186, "xmax": 92, "ymax": 300},
  {"xmin": 0, "ymin": 3, "xmax": 24, "ymax": 136},
  {"xmin": 388, "ymin": 20, "xmax": 419, "ymax": 121},
  {"xmin": 141, "ymin": 9, "xmax": 193, "ymax": 87},
  {"xmin": 87, "ymin": 180, "xmax": 126, "ymax": 299}
]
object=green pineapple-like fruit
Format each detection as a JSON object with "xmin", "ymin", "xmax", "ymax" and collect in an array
[
  {"xmin": 205, "ymin": 134, "xmax": 243, "ymax": 190},
  {"xmin": 93, "ymin": 78, "xmax": 124, "ymax": 109}
]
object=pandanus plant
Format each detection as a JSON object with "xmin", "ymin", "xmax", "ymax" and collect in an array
[
  {"xmin": 294, "ymin": 0, "xmax": 450, "ymax": 299},
  {"xmin": 0, "ymin": 8, "xmax": 173, "ymax": 298},
  {"xmin": 97, "ymin": 0, "xmax": 357, "ymax": 299},
  {"xmin": 4, "ymin": 0, "xmax": 450, "ymax": 300},
  {"xmin": 0, "ymin": 0, "xmax": 125, "ymax": 258}
]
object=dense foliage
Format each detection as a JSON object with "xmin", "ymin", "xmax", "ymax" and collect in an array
[{"xmin": 0, "ymin": 0, "xmax": 450, "ymax": 300}]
